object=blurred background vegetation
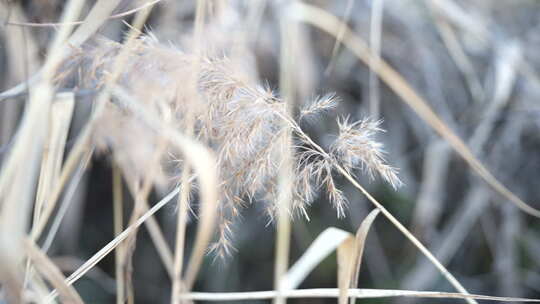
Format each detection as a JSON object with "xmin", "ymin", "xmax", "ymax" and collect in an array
[{"xmin": 1, "ymin": 0, "xmax": 540, "ymax": 303}]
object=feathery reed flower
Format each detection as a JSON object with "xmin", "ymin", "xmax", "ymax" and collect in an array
[{"xmin": 57, "ymin": 35, "xmax": 401, "ymax": 257}]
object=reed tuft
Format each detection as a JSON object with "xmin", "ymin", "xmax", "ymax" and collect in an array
[{"xmin": 57, "ymin": 35, "xmax": 400, "ymax": 258}]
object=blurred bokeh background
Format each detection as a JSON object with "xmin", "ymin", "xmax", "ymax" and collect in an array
[{"xmin": 1, "ymin": 0, "xmax": 540, "ymax": 303}]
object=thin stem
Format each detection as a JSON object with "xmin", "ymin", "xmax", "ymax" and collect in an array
[
  {"xmin": 273, "ymin": 7, "xmax": 298, "ymax": 304},
  {"xmin": 178, "ymin": 288, "xmax": 540, "ymax": 302},
  {"xmin": 171, "ymin": 167, "xmax": 191, "ymax": 304},
  {"xmin": 113, "ymin": 165, "xmax": 125, "ymax": 304}
]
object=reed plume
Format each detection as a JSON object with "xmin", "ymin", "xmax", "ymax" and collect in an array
[{"xmin": 57, "ymin": 34, "xmax": 401, "ymax": 258}]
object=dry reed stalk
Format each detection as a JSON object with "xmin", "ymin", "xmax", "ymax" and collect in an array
[
  {"xmin": 21, "ymin": 92, "xmax": 76, "ymax": 291},
  {"xmin": 112, "ymin": 165, "xmax": 125, "ymax": 304},
  {"xmin": 272, "ymin": 6, "xmax": 299, "ymax": 304},
  {"xmin": 33, "ymin": 92, "xmax": 75, "ymax": 237},
  {"xmin": 172, "ymin": 1, "xmax": 207, "ymax": 302},
  {"xmin": 105, "ymin": 9, "xmax": 164, "ymax": 304},
  {"xmin": 0, "ymin": 2, "xmax": 39, "ymax": 147},
  {"xmin": 0, "ymin": 0, "xmax": 85, "ymax": 301},
  {"xmin": 171, "ymin": 163, "xmax": 191, "ymax": 304},
  {"xmin": 24, "ymin": 239, "xmax": 83, "ymax": 304},
  {"xmin": 120, "ymin": 139, "xmax": 171, "ymax": 304}
]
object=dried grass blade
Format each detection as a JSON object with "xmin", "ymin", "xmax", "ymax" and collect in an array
[
  {"xmin": 171, "ymin": 165, "xmax": 191, "ymax": 304},
  {"xmin": 67, "ymin": 0, "xmax": 122, "ymax": 47},
  {"xmin": 112, "ymin": 165, "xmax": 125, "ymax": 304},
  {"xmin": 24, "ymin": 239, "xmax": 83, "ymax": 304},
  {"xmin": 281, "ymin": 227, "xmax": 351, "ymax": 290},
  {"xmin": 0, "ymin": 83, "xmax": 51, "ymax": 302},
  {"xmin": 34, "ymin": 92, "xmax": 75, "ymax": 226},
  {"xmin": 337, "ymin": 237, "xmax": 355, "ymax": 304},
  {"xmin": 349, "ymin": 209, "xmax": 380, "ymax": 304},
  {"xmin": 336, "ymin": 209, "xmax": 380, "ymax": 304}
]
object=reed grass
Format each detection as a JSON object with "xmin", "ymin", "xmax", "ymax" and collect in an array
[{"xmin": 1, "ymin": 1, "xmax": 540, "ymax": 304}]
